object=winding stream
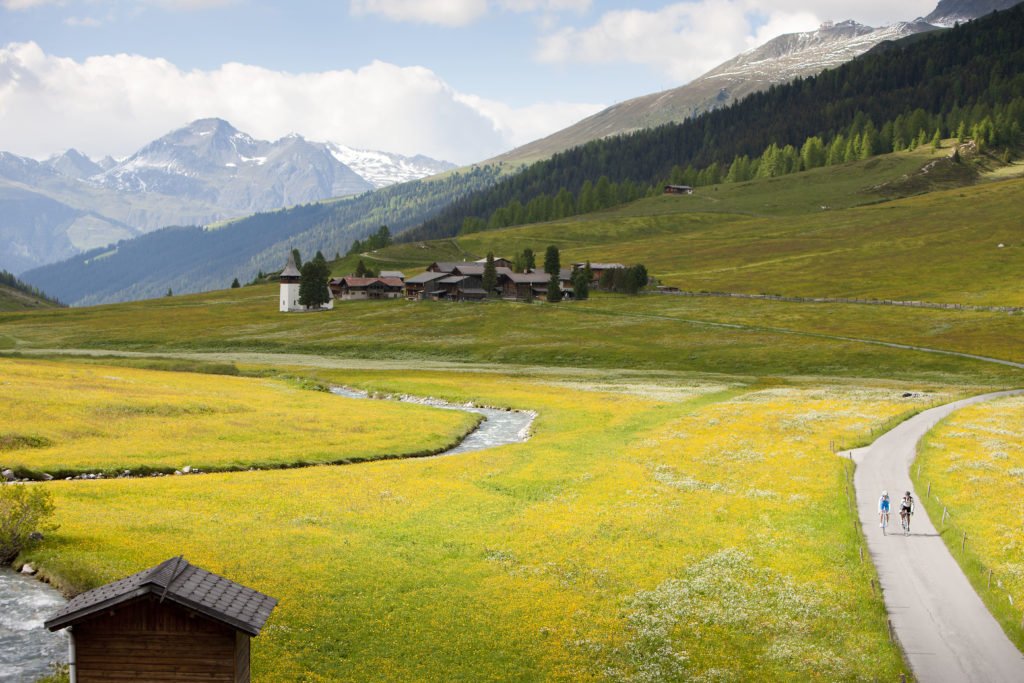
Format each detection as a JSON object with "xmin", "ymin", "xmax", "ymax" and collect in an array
[
  {"xmin": 329, "ymin": 386, "xmax": 535, "ymax": 455},
  {"xmin": 3, "ymin": 388, "xmax": 534, "ymax": 677}
]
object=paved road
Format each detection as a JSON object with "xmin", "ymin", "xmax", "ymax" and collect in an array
[{"xmin": 848, "ymin": 390, "xmax": 1024, "ymax": 682}]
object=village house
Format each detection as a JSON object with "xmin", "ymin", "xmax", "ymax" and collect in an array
[
  {"xmin": 663, "ymin": 184, "xmax": 694, "ymax": 195},
  {"xmin": 403, "ymin": 270, "xmax": 447, "ymax": 299},
  {"xmin": 45, "ymin": 556, "xmax": 277, "ymax": 683},
  {"xmin": 571, "ymin": 262, "xmax": 626, "ymax": 285},
  {"xmin": 330, "ymin": 276, "xmax": 404, "ymax": 300},
  {"xmin": 378, "ymin": 270, "xmax": 405, "ymax": 281}
]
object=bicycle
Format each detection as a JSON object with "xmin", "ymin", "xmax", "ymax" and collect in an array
[
  {"xmin": 881, "ymin": 511, "xmax": 890, "ymax": 535},
  {"xmin": 900, "ymin": 508, "xmax": 912, "ymax": 536}
]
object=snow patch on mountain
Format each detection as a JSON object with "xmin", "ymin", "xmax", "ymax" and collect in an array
[{"xmin": 326, "ymin": 143, "xmax": 455, "ymax": 188}]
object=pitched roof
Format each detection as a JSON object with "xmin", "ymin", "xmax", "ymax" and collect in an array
[
  {"xmin": 379, "ymin": 270, "xmax": 405, "ymax": 279},
  {"xmin": 280, "ymin": 253, "xmax": 301, "ymax": 279},
  {"xmin": 574, "ymin": 263, "xmax": 626, "ymax": 270},
  {"xmin": 405, "ymin": 271, "xmax": 447, "ymax": 285},
  {"xmin": 45, "ymin": 556, "xmax": 277, "ymax": 637},
  {"xmin": 336, "ymin": 277, "xmax": 404, "ymax": 288},
  {"xmin": 506, "ymin": 272, "xmax": 550, "ymax": 284},
  {"xmin": 438, "ymin": 275, "xmax": 467, "ymax": 284}
]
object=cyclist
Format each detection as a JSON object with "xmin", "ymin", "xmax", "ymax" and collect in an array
[
  {"xmin": 900, "ymin": 491, "xmax": 915, "ymax": 534},
  {"xmin": 878, "ymin": 490, "xmax": 891, "ymax": 531}
]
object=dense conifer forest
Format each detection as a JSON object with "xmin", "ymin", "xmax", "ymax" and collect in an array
[{"xmin": 402, "ymin": 6, "xmax": 1024, "ymax": 241}]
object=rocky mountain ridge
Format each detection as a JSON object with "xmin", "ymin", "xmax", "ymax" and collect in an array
[
  {"xmin": 0, "ymin": 119, "xmax": 454, "ymax": 274},
  {"xmin": 494, "ymin": 0, "xmax": 1021, "ymax": 164}
]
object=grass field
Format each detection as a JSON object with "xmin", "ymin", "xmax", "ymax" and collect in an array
[
  {"xmin": 21, "ymin": 365, "xmax": 954, "ymax": 681},
  {"xmin": 2, "ymin": 285, "xmax": 1020, "ymax": 388},
  {"xmin": 0, "ymin": 358, "xmax": 479, "ymax": 477},
  {"xmin": 913, "ymin": 395, "xmax": 1024, "ymax": 650}
]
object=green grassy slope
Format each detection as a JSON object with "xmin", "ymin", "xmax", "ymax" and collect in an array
[{"xmin": 0, "ymin": 284, "xmax": 61, "ymax": 312}]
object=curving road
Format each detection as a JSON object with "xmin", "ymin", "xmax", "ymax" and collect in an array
[{"xmin": 847, "ymin": 390, "xmax": 1024, "ymax": 682}]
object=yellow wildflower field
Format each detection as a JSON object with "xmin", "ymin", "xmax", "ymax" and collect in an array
[
  {"xmin": 0, "ymin": 358, "xmax": 479, "ymax": 475},
  {"xmin": 915, "ymin": 395, "xmax": 1024, "ymax": 649},
  {"xmin": 22, "ymin": 365, "xmax": 956, "ymax": 681}
]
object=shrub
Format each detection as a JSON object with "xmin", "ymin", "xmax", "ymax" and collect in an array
[{"xmin": 0, "ymin": 484, "xmax": 55, "ymax": 564}]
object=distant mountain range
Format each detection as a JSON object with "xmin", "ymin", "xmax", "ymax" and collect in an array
[
  {"xmin": 495, "ymin": 0, "xmax": 1022, "ymax": 164},
  {"xmin": 0, "ymin": 119, "xmax": 454, "ymax": 275}
]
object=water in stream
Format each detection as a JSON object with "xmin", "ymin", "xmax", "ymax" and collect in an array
[
  {"xmin": 329, "ymin": 387, "xmax": 534, "ymax": 455},
  {"xmin": 0, "ymin": 570, "xmax": 66, "ymax": 682}
]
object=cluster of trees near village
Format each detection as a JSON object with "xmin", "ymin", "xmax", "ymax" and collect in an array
[{"xmin": 401, "ymin": 8, "xmax": 1024, "ymax": 241}]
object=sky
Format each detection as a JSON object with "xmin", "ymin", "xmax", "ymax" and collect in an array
[{"xmin": 0, "ymin": 0, "xmax": 939, "ymax": 164}]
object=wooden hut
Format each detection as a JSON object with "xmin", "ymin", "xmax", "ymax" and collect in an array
[{"xmin": 45, "ymin": 556, "xmax": 277, "ymax": 683}]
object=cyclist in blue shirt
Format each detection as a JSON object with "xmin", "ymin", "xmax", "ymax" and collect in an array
[{"xmin": 878, "ymin": 490, "xmax": 891, "ymax": 528}]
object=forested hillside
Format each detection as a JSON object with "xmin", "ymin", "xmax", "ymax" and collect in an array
[
  {"xmin": 22, "ymin": 165, "xmax": 500, "ymax": 306},
  {"xmin": 403, "ymin": 6, "xmax": 1024, "ymax": 241},
  {"xmin": 0, "ymin": 270, "xmax": 63, "ymax": 310}
]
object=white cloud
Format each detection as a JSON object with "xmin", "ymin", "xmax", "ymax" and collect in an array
[
  {"xmin": 536, "ymin": 0, "xmax": 937, "ymax": 83},
  {"xmin": 0, "ymin": 42, "xmax": 603, "ymax": 164},
  {"xmin": 349, "ymin": 0, "xmax": 590, "ymax": 26}
]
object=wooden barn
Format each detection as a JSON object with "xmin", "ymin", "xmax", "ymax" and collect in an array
[
  {"xmin": 45, "ymin": 556, "xmax": 277, "ymax": 683},
  {"xmin": 663, "ymin": 184, "xmax": 694, "ymax": 195}
]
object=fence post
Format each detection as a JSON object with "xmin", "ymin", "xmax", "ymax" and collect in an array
[
  {"xmin": 860, "ymin": 546, "xmax": 864, "ymax": 563},
  {"xmin": 942, "ymin": 507, "xmax": 948, "ymax": 525},
  {"xmin": 961, "ymin": 532, "xmax": 967, "ymax": 555},
  {"xmin": 887, "ymin": 619, "xmax": 895, "ymax": 643},
  {"xmin": 871, "ymin": 578, "xmax": 876, "ymax": 596},
  {"xmin": 927, "ymin": 481, "xmax": 931, "ymax": 497}
]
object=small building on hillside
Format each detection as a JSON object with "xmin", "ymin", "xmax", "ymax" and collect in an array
[
  {"xmin": 664, "ymin": 184, "xmax": 694, "ymax": 195},
  {"xmin": 330, "ymin": 276, "xmax": 404, "ymax": 301},
  {"xmin": 278, "ymin": 253, "xmax": 303, "ymax": 312},
  {"xmin": 378, "ymin": 270, "xmax": 405, "ymax": 281},
  {"xmin": 45, "ymin": 556, "xmax": 277, "ymax": 683},
  {"xmin": 403, "ymin": 271, "xmax": 447, "ymax": 299},
  {"xmin": 498, "ymin": 271, "xmax": 550, "ymax": 300}
]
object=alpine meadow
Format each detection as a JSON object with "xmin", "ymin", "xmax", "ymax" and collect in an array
[{"xmin": 1, "ymin": 3, "xmax": 1023, "ymax": 683}]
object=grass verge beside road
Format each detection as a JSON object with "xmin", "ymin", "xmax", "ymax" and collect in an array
[{"xmin": 914, "ymin": 395, "xmax": 1024, "ymax": 651}]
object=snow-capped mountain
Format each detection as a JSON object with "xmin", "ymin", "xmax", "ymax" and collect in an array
[
  {"xmin": 496, "ymin": 0, "xmax": 1018, "ymax": 163},
  {"xmin": 0, "ymin": 119, "xmax": 454, "ymax": 274},
  {"xmin": 326, "ymin": 143, "xmax": 455, "ymax": 188}
]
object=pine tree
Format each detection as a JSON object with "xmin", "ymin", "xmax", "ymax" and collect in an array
[
  {"xmin": 355, "ymin": 260, "xmax": 367, "ymax": 277},
  {"xmin": 543, "ymin": 245, "xmax": 560, "ymax": 276},
  {"xmin": 522, "ymin": 248, "xmax": 536, "ymax": 272},
  {"xmin": 544, "ymin": 245, "xmax": 561, "ymax": 303},
  {"xmin": 547, "ymin": 271, "xmax": 562, "ymax": 303},
  {"xmin": 571, "ymin": 268, "xmax": 589, "ymax": 300},
  {"xmin": 932, "ymin": 128, "xmax": 942, "ymax": 149},
  {"xmin": 299, "ymin": 252, "xmax": 331, "ymax": 309},
  {"xmin": 231, "ymin": 278, "xmax": 241, "ymax": 288},
  {"xmin": 482, "ymin": 252, "xmax": 497, "ymax": 297}
]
